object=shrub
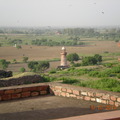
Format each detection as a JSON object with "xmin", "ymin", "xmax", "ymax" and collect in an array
[
  {"xmin": 49, "ymin": 69, "xmax": 57, "ymax": 74},
  {"xmin": 72, "ymin": 63, "xmax": 81, "ymax": 67},
  {"xmin": 67, "ymin": 53, "xmax": 79, "ymax": 63},
  {"xmin": 88, "ymin": 71, "xmax": 99, "ymax": 77},
  {"xmin": 42, "ymin": 76, "xmax": 56, "ymax": 82},
  {"xmin": 16, "ymin": 45, "xmax": 22, "ymax": 49},
  {"xmin": 62, "ymin": 77, "xmax": 79, "ymax": 84},
  {"xmin": 103, "ymin": 63, "xmax": 114, "ymax": 68},
  {"xmin": 23, "ymin": 56, "xmax": 29, "ymax": 63},
  {"xmin": 0, "ymin": 59, "xmax": 10, "ymax": 70},
  {"xmin": 20, "ymin": 67, "xmax": 26, "ymax": 72},
  {"xmin": 117, "ymin": 74, "xmax": 120, "ymax": 79}
]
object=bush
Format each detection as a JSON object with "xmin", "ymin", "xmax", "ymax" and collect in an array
[
  {"xmin": 0, "ymin": 59, "xmax": 10, "ymax": 69},
  {"xmin": 16, "ymin": 45, "xmax": 22, "ymax": 49},
  {"xmin": 23, "ymin": 57, "xmax": 29, "ymax": 63},
  {"xmin": 42, "ymin": 76, "xmax": 56, "ymax": 82},
  {"xmin": 117, "ymin": 74, "xmax": 120, "ymax": 79},
  {"xmin": 49, "ymin": 69, "xmax": 57, "ymax": 74},
  {"xmin": 72, "ymin": 63, "xmax": 81, "ymax": 67},
  {"xmin": 20, "ymin": 67, "xmax": 26, "ymax": 72},
  {"xmin": 62, "ymin": 77, "xmax": 79, "ymax": 84},
  {"xmin": 103, "ymin": 63, "xmax": 114, "ymax": 68},
  {"xmin": 67, "ymin": 53, "xmax": 79, "ymax": 63}
]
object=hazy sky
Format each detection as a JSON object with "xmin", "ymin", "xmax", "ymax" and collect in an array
[{"xmin": 0, "ymin": 0, "xmax": 120, "ymax": 27}]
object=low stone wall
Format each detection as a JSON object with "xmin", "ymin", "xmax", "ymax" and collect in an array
[
  {"xmin": 0, "ymin": 83, "xmax": 49, "ymax": 101},
  {"xmin": 0, "ymin": 82, "xmax": 120, "ymax": 107},
  {"xmin": 49, "ymin": 83, "xmax": 120, "ymax": 107}
]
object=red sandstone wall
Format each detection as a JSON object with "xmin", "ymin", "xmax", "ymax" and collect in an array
[
  {"xmin": 0, "ymin": 84, "xmax": 49, "ymax": 101},
  {"xmin": 0, "ymin": 83, "xmax": 120, "ymax": 108}
]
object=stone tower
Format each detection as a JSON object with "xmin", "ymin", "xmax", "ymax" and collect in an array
[{"xmin": 60, "ymin": 47, "xmax": 67, "ymax": 66}]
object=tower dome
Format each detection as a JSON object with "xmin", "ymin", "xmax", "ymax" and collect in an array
[{"xmin": 62, "ymin": 46, "xmax": 66, "ymax": 51}]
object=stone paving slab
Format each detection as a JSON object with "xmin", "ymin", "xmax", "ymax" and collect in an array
[
  {"xmin": 0, "ymin": 95, "xmax": 119, "ymax": 120},
  {"xmin": 56, "ymin": 110, "xmax": 120, "ymax": 120}
]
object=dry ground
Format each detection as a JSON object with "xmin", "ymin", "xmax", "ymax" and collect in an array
[
  {"xmin": 0, "ymin": 41, "xmax": 119, "ymax": 61},
  {"xmin": 0, "ymin": 40, "xmax": 120, "ymax": 72}
]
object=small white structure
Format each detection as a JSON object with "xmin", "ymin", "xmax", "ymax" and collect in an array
[{"xmin": 14, "ymin": 44, "xmax": 17, "ymax": 47}]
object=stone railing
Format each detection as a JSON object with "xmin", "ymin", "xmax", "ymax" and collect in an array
[
  {"xmin": 49, "ymin": 83, "xmax": 120, "ymax": 107},
  {"xmin": 0, "ymin": 82, "xmax": 120, "ymax": 107},
  {"xmin": 0, "ymin": 83, "xmax": 49, "ymax": 101}
]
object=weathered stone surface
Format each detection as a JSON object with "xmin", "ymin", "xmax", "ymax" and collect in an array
[
  {"xmin": 37, "ymin": 86, "xmax": 49, "ymax": 91},
  {"xmin": 84, "ymin": 96, "xmax": 90, "ymax": 101},
  {"xmin": 102, "ymin": 94, "xmax": 110, "ymax": 100},
  {"xmin": 31, "ymin": 92, "xmax": 39, "ymax": 97},
  {"xmin": 4, "ymin": 89, "xmax": 14, "ymax": 94},
  {"xmin": 73, "ymin": 90, "xmax": 80, "ymax": 95},
  {"xmin": 91, "ymin": 98, "xmax": 96, "ymax": 102},
  {"xmin": 54, "ymin": 86, "xmax": 62, "ymax": 91},
  {"xmin": 12, "ymin": 94, "xmax": 21, "ymax": 99},
  {"xmin": 14, "ymin": 88, "xmax": 22, "ymax": 93},
  {"xmin": 77, "ymin": 96, "xmax": 84, "ymax": 100},
  {"xmin": 69, "ymin": 94, "xmax": 76, "ymax": 98},
  {"xmin": 109, "ymin": 100, "xmax": 115, "ymax": 105},
  {"xmin": 54, "ymin": 91, "xmax": 60, "ymax": 96},
  {"xmin": 110, "ymin": 96, "xmax": 117, "ymax": 101},
  {"xmin": 117, "ymin": 98, "xmax": 120, "ymax": 102},
  {"xmin": 81, "ymin": 91, "xmax": 87, "ymax": 96},
  {"xmin": 22, "ymin": 92, "xmax": 31, "ymax": 98},
  {"xmin": 66, "ymin": 93, "xmax": 70, "ymax": 97},
  {"xmin": 95, "ymin": 93, "xmax": 103, "ymax": 97},
  {"xmin": 96, "ymin": 98, "xmax": 102, "ymax": 103},
  {"xmin": 101, "ymin": 100, "xmax": 107, "ymax": 104},
  {"xmin": 67, "ymin": 89, "xmax": 72, "ymax": 93},
  {"xmin": 22, "ymin": 87, "xmax": 31, "ymax": 92},
  {"xmin": 88, "ymin": 92, "xmax": 95, "ymax": 97},
  {"xmin": 62, "ymin": 88, "xmax": 67, "ymax": 92},
  {"xmin": 61, "ymin": 92, "xmax": 66, "ymax": 97},
  {"xmin": 40, "ymin": 91, "xmax": 48, "ymax": 95},
  {"xmin": 115, "ymin": 102, "xmax": 120, "ymax": 107},
  {"xmin": 0, "ymin": 90, "xmax": 4, "ymax": 95},
  {"xmin": 2, "ymin": 94, "xmax": 11, "ymax": 100}
]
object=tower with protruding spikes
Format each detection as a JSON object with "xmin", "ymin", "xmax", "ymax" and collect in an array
[{"xmin": 60, "ymin": 47, "xmax": 67, "ymax": 66}]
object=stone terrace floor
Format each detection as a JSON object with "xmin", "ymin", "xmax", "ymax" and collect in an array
[{"xmin": 0, "ymin": 95, "xmax": 120, "ymax": 120}]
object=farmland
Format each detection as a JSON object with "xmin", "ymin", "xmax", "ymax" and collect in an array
[{"xmin": 0, "ymin": 27, "xmax": 120, "ymax": 92}]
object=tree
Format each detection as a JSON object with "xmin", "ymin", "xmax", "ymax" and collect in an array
[
  {"xmin": 0, "ymin": 59, "xmax": 10, "ymax": 70},
  {"xmin": 94, "ymin": 54, "xmax": 102, "ymax": 63},
  {"xmin": 35, "ymin": 61, "xmax": 50, "ymax": 72},
  {"xmin": 23, "ymin": 57, "xmax": 29, "ymax": 63},
  {"xmin": 82, "ymin": 56, "xmax": 97, "ymax": 66},
  {"xmin": 28, "ymin": 61, "xmax": 38, "ymax": 71},
  {"xmin": 20, "ymin": 67, "xmax": 26, "ymax": 72},
  {"xmin": 28, "ymin": 61, "xmax": 50, "ymax": 72},
  {"xmin": 12, "ymin": 59, "xmax": 17, "ymax": 64},
  {"xmin": 67, "ymin": 53, "xmax": 79, "ymax": 63},
  {"xmin": 82, "ymin": 54, "xmax": 102, "ymax": 66}
]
